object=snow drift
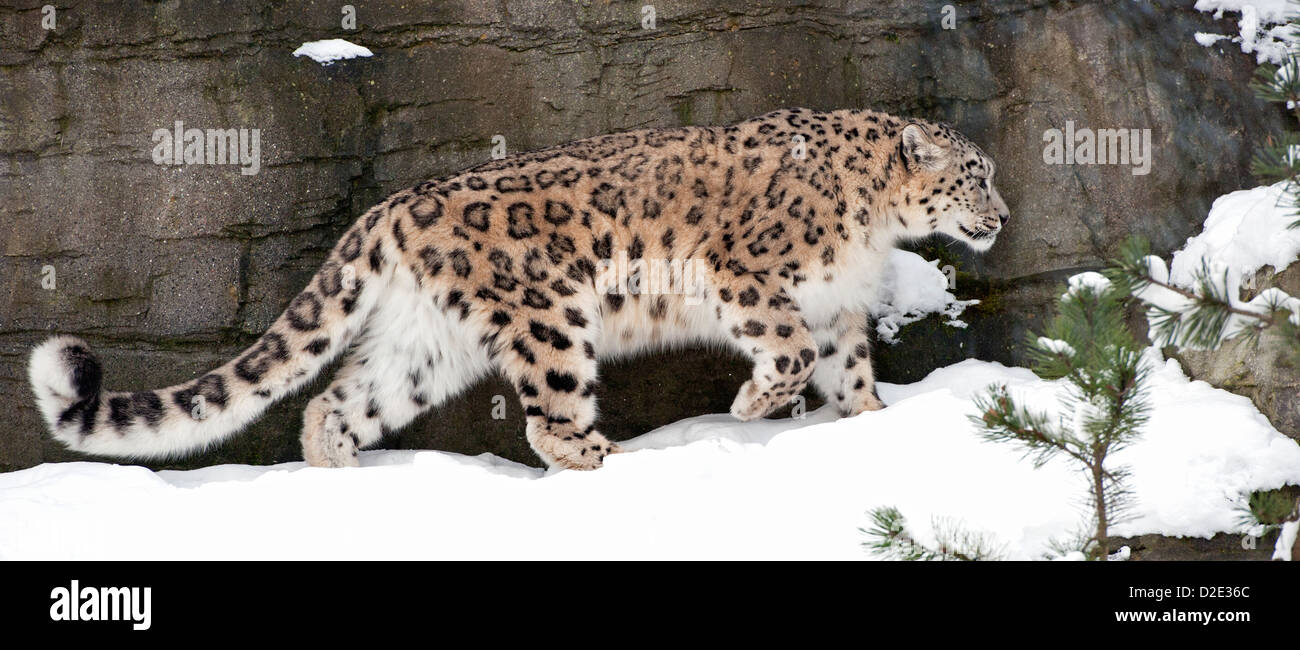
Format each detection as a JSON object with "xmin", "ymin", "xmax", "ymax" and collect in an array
[{"xmin": 1, "ymin": 349, "xmax": 1296, "ymax": 560}]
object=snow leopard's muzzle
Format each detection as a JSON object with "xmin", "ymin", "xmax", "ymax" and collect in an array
[{"xmin": 959, "ymin": 186, "xmax": 1009, "ymax": 252}]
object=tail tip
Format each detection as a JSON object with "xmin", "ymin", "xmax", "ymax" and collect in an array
[{"xmin": 29, "ymin": 335, "xmax": 102, "ymax": 406}]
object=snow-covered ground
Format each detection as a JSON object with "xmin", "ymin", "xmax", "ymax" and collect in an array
[{"xmin": 2, "ymin": 349, "xmax": 1296, "ymax": 560}]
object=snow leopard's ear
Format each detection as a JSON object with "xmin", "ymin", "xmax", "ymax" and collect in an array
[{"xmin": 901, "ymin": 123, "xmax": 948, "ymax": 173}]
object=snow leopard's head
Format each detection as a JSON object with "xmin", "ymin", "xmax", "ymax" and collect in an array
[{"xmin": 892, "ymin": 121, "xmax": 1009, "ymax": 253}]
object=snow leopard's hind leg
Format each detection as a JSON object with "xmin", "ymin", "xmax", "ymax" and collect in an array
[
  {"xmin": 490, "ymin": 299, "xmax": 620, "ymax": 471},
  {"xmin": 301, "ymin": 353, "xmax": 422, "ymax": 468},
  {"xmin": 301, "ymin": 358, "xmax": 382, "ymax": 469},
  {"xmin": 301, "ymin": 266, "xmax": 494, "ymax": 468}
]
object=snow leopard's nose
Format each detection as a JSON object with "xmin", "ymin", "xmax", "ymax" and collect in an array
[{"xmin": 990, "ymin": 186, "xmax": 1009, "ymax": 226}]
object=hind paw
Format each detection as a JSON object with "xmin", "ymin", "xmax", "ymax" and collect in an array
[{"xmin": 302, "ymin": 410, "xmax": 360, "ymax": 468}]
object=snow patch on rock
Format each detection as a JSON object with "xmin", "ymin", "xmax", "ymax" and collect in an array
[
  {"xmin": 871, "ymin": 250, "xmax": 978, "ymax": 344},
  {"xmin": 293, "ymin": 39, "xmax": 374, "ymax": 65}
]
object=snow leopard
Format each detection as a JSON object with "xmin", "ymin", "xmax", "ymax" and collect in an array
[{"xmin": 29, "ymin": 108, "xmax": 1009, "ymax": 470}]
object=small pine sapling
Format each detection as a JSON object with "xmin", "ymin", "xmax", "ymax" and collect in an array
[{"xmin": 970, "ymin": 274, "xmax": 1151, "ymax": 560}]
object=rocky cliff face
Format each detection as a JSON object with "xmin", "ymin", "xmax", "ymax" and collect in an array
[{"xmin": 0, "ymin": 0, "xmax": 1283, "ymax": 471}]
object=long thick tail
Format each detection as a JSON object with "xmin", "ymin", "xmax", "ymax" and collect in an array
[{"xmin": 29, "ymin": 209, "xmax": 391, "ymax": 460}]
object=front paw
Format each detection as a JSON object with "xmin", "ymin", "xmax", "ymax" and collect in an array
[{"xmin": 538, "ymin": 431, "xmax": 619, "ymax": 470}]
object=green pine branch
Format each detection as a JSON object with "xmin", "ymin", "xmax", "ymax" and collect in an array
[
  {"xmin": 1106, "ymin": 236, "xmax": 1299, "ymax": 353},
  {"xmin": 1252, "ymin": 48, "xmax": 1300, "ymax": 124},
  {"xmin": 1251, "ymin": 42, "xmax": 1300, "ymax": 227},
  {"xmin": 861, "ymin": 506, "xmax": 1006, "ymax": 561}
]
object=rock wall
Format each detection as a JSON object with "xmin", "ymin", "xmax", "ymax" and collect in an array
[{"xmin": 0, "ymin": 0, "xmax": 1282, "ymax": 471}]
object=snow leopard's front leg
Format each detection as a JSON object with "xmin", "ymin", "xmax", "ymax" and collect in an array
[
  {"xmin": 493, "ymin": 302, "xmax": 620, "ymax": 471},
  {"xmin": 810, "ymin": 310, "xmax": 884, "ymax": 417},
  {"xmin": 716, "ymin": 284, "xmax": 819, "ymax": 421}
]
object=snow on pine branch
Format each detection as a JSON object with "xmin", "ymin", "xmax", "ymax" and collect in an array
[
  {"xmin": 1121, "ymin": 183, "xmax": 1300, "ymax": 349},
  {"xmin": 1123, "ymin": 253, "xmax": 1300, "ymax": 350},
  {"xmin": 1065, "ymin": 271, "xmax": 1112, "ymax": 297},
  {"xmin": 1036, "ymin": 337, "xmax": 1075, "ymax": 358}
]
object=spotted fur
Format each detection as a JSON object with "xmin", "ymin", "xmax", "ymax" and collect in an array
[{"xmin": 28, "ymin": 108, "xmax": 1008, "ymax": 470}]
